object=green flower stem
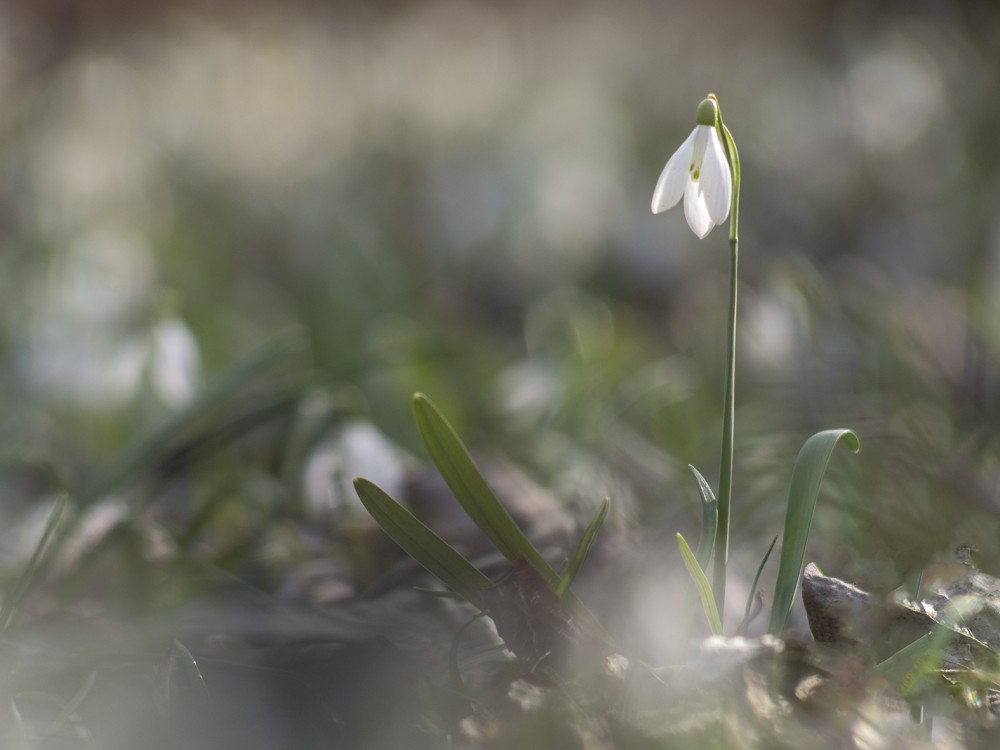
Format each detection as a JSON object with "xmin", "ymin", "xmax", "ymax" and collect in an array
[
  {"xmin": 713, "ymin": 237, "xmax": 737, "ymax": 618},
  {"xmin": 713, "ymin": 116, "xmax": 741, "ymax": 622}
]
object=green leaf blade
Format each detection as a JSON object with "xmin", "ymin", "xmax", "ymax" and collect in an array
[
  {"xmin": 411, "ymin": 393, "xmax": 557, "ymax": 585},
  {"xmin": 354, "ymin": 478, "xmax": 492, "ymax": 609},
  {"xmin": 688, "ymin": 465, "xmax": 718, "ymax": 571},
  {"xmin": 739, "ymin": 535, "xmax": 777, "ymax": 635},
  {"xmin": 410, "ymin": 394, "xmax": 610, "ymax": 640},
  {"xmin": 768, "ymin": 429, "xmax": 860, "ymax": 635},
  {"xmin": 1, "ymin": 493, "xmax": 70, "ymax": 631},
  {"xmin": 557, "ymin": 497, "xmax": 610, "ymax": 596},
  {"xmin": 677, "ymin": 533, "xmax": 723, "ymax": 636}
]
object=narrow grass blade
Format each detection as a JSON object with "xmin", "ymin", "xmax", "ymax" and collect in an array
[
  {"xmin": 677, "ymin": 533, "xmax": 722, "ymax": 636},
  {"xmin": 739, "ymin": 535, "xmax": 777, "ymax": 635},
  {"xmin": 688, "ymin": 465, "xmax": 718, "ymax": 570},
  {"xmin": 154, "ymin": 639, "xmax": 207, "ymax": 721},
  {"xmin": 907, "ymin": 570, "xmax": 923, "ymax": 600},
  {"xmin": 83, "ymin": 326, "xmax": 308, "ymax": 508},
  {"xmin": 876, "ymin": 596, "xmax": 984, "ymax": 696},
  {"xmin": 1, "ymin": 494, "xmax": 69, "ymax": 631},
  {"xmin": 354, "ymin": 478, "xmax": 492, "ymax": 609},
  {"xmin": 875, "ymin": 633, "xmax": 934, "ymax": 694},
  {"xmin": 29, "ymin": 329, "xmax": 308, "ymax": 591},
  {"xmin": 43, "ymin": 671, "xmax": 96, "ymax": 735},
  {"xmin": 768, "ymin": 429, "xmax": 860, "ymax": 634},
  {"xmin": 412, "ymin": 393, "xmax": 557, "ymax": 586},
  {"xmin": 9, "ymin": 697, "xmax": 29, "ymax": 750},
  {"xmin": 161, "ymin": 640, "xmax": 210, "ymax": 707},
  {"xmin": 557, "ymin": 497, "xmax": 609, "ymax": 596}
]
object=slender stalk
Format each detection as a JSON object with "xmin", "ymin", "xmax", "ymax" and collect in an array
[
  {"xmin": 712, "ymin": 117, "xmax": 741, "ymax": 623},
  {"xmin": 713, "ymin": 237, "xmax": 738, "ymax": 618}
]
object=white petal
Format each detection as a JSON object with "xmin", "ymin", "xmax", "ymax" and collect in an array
[
  {"xmin": 152, "ymin": 318, "xmax": 201, "ymax": 407},
  {"xmin": 651, "ymin": 128, "xmax": 697, "ymax": 214},
  {"xmin": 683, "ymin": 178, "xmax": 714, "ymax": 239},
  {"xmin": 699, "ymin": 127, "xmax": 733, "ymax": 225}
]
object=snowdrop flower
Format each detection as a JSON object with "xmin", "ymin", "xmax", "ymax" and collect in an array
[
  {"xmin": 651, "ymin": 97, "xmax": 733, "ymax": 239},
  {"xmin": 150, "ymin": 317, "xmax": 201, "ymax": 407}
]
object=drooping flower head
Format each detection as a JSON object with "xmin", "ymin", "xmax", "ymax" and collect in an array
[{"xmin": 651, "ymin": 96, "xmax": 733, "ymax": 239}]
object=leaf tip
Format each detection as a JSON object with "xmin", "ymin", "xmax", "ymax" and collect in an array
[
  {"xmin": 846, "ymin": 431, "xmax": 861, "ymax": 453},
  {"xmin": 830, "ymin": 428, "xmax": 861, "ymax": 454}
]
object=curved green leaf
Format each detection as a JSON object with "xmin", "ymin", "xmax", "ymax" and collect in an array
[
  {"xmin": 768, "ymin": 429, "xmax": 860, "ymax": 634},
  {"xmin": 739, "ymin": 535, "xmax": 777, "ymax": 635},
  {"xmin": 354, "ymin": 478, "xmax": 492, "ymax": 609},
  {"xmin": 688, "ymin": 465, "xmax": 718, "ymax": 570},
  {"xmin": 410, "ymin": 393, "xmax": 609, "ymax": 638},
  {"xmin": 412, "ymin": 393, "xmax": 557, "ymax": 585}
]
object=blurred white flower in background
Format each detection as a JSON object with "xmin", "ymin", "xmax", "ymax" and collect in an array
[
  {"xmin": 149, "ymin": 317, "xmax": 201, "ymax": 408},
  {"xmin": 847, "ymin": 40, "xmax": 945, "ymax": 157},
  {"xmin": 19, "ymin": 229, "xmax": 154, "ymax": 407},
  {"xmin": 303, "ymin": 421, "xmax": 409, "ymax": 520},
  {"xmin": 17, "ymin": 227, "xmax": 201, "ymax": 409}
]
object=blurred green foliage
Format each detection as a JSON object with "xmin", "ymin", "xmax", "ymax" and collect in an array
[{"xmin": 0, "ymin": 0, "xmax": 999, "ymax": 745}]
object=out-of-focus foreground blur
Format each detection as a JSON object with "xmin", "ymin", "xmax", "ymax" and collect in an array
[{"xmin": 2, "ymin": 0, "xmax": 1000, "ymax": 746}]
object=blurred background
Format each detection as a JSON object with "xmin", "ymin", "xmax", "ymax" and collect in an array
[{"xmin": 1, "ymin": 0, "xmax": 1000, "ymax": 744}]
